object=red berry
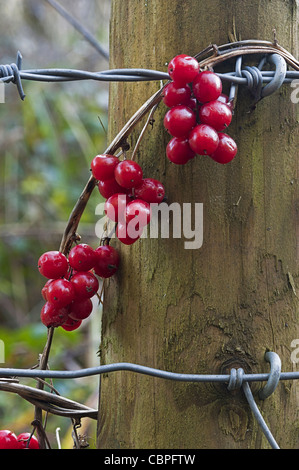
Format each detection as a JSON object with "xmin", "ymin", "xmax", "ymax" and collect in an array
[
  {"xmin": 125, "ymin": 199, "xmax": 151, "ymax": 228},
  {"xmin": 166, "ymin": 136, "xmax": 195, "ymax": 164},
  {"xmin": 134, "ymin": 178, "xmax": 165, "ymax": 203},
  {"xmin": 114, "ymin": 160, "xmax": 143, "ymax": 189},
  {"xmin": 193, "ymin": 71, "xmax": 222, "ymax": 103},
  {"xmin": 68, "ymin": 298, "xmax": 93, "ymax": 321},
  {"xmin": 38, "ymin": 251, "xmax": 68, "ymax": 279},
  {"xmin": 94, "ymin": 245, "xmax": 120, "ymax": 278},
  {"xmin": 188, "ymin": 124, "xmax": 219, "ymax": 155},
  {"xmin": 199, "ymin": 100, "xmax": 232, "ymax": 131},
  {"xmin": 91, "ymin": 154, "xmax": 119, "ymax": 181},
  {"xmin": 217, "ymin": 93, "xmax": 230, "ymax": 104},
  {"xmin": 61, "ymin": 317, "xmax": 82, "ymax": 331},
  {"xmin": 68, "ymin": 243, "xmax": 96, "ymax": 272},
  {"xmin": 104, "ymin": 193, "xmax": 130, "ymax": 223},
  {"xmin": 168, "ymin": 54, "xmax": 199, "ymax": 85},
  {"xmin": 17, "ymin": 433, "xmax": 39, "ymax": 449},
  {"xmin": 70, "ymin": 271, "xmax": 99, "ymax": 300},
  {"xmin": 0, "ymin": 430, "xmax": 19, "ymax": 449},
  {"xmin": 162, "ymin": 82, "xmax": 192, "ymax": 107},
  {"xmin": 98, "ymin": 177, "xmax": 129, "ymax": 199},
  {"xmin": 40, "ymin": 302, "xmax": 69, "ymax": 328},
  {"xmin": 116, "ymin": 222, "xmax": 141, "ymax": 245},
  {"xmin": 41, "ymin": 279, "xmax": 54, "ymax": 301},
  {"xmin": 209, "ymin": 132, "xmax": 237, "ymax": 164},
  {"xmin": 163, "ymin": 105, "xmax": 196, "ymax": 138},
  {"xmin": 47, "ymin": 278, "xmax": 75, "ymax": 308},
  {"xmin": 186, "ymin": 97, "xmax": 197, "ymax": 110}
]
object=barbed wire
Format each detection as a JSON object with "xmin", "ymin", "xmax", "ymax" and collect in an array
[
  {"xmin": 1, "ymin": 45, "xmax": 298, "ymax": 104},
  {"xmin": 0, "ymin": 351, "xmax": 298, "ymax": 449}
]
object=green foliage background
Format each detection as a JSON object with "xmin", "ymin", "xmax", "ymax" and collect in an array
[{"xmin": 0, "ymin": 0, "xmax": 111, "ymax": 448}]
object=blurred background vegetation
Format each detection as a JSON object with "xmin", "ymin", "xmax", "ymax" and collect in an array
[{"xmin": 0, "ymin": 0, "xmax": 111, "ymax": 448}]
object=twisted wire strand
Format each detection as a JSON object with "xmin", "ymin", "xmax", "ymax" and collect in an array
[
  {"xmin": 0, "ymin": 355, "xmax": 297, "ymax": 448},
  {"xmin": 1, "ymin": 46, "xmax": 298, "ymax": 101}
]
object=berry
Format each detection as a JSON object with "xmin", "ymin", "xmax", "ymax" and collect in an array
[
  {"xmin": 40, "ymin": 302, "xmax": 69, "ymax": 328},
  {"xmin": 162, "ymin": 82, "xmax": 192, "ymax": 107},
  {"xmin": 94, "ymin": 245, "xmax": 120, "ymax": 278},
  {"xmin": 125, "ymin": 199, "xmax": 151, "ymax": 228},
  {"xmin": 0, "ymin": 430, "xmax": 19, "ymax": 449},
  {"xmin": 199, "ymin": 100, "xmax": 232, "ymax": 131},
  {"xmin": 116, "ymin": 222, "xmax": 141, "ymax": 245},
  {"xmin": 193, "ymin": 71, "xmax": 222, "ymax": 103},
  {"xmin": 41, "ymin": 279, "xmax": 54, "ymax": 301},
  {"xmin": 38, "ymin": 251, "xmax": 68, "ymax": 279},
  {"xmin": 91, "ymin": 154, "xmax": 119, "ymax": 181},
  {"xmin": 68, "ymin": 298, "xmax": 93, "ymax": 321},
  {"xmin": 104, "ymin": 193, "xmax": 130, "ymax": 223},
  {"xmin": 186, "ymin": 97, "xmax": 197, "ymax": 110},
  {"xmin": 17, "ymin": 433, "xmax": 39, "ymax": 449},
  {"xmin": 163, "ymin": 105, "xmax": 196, "ymax": 138},
  {"xmin": 114, "ymin": 160, "xmax": 143, "ymax": 189},
  {"xmin": 168, "ymin": 54, "xmax": 199, "ymax": 85},
  {"xmin": 209, "ymin": 132, "xmax": 237, "ymax": 164},
  {"xmin": 70, "ymin": 271, "xmax": 99, "ymax": 300},
  {"xmin": 188, "ymin": 124, "xmax": 219, "ymax": 155},
  {"xmin": 166, "ymin": 137, "xmax": 195, "ymax": 164},
  {"xmin": 68, "ymin": 243, "xmax": 96, "ymax": 272},
  {"xmin": 98, "ymin": 177, "xmax": 129, "ymax": 199},
  {"xmin": 134, "ymin": 178, "xmax": 165, "ymax": 203},
  {"xmin": 61, "ymin": 317, "xmax": 82, "ymax": 331},
  {"xmin": 46, "ymin": 278, "xmax": 75, "ymax": 308},
  {"xmin": 217, "ymin": 93, "xmax": 230, "ymax": 104}
]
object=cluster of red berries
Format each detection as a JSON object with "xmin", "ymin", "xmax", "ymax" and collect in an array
[
  {"xmin": 0, "ymin": 430, "xmax": 39, "ymax": 449},
  {"xmin": 38, "ymin": 243, "xmax": 119, "ymax": 331},
  {"xmin": 91, "ymin": 153, "xmax": 165, "ymax": 245},
  {"xmin": 163, "ymin": 54, "xmax": 237, "ymax": 165}
]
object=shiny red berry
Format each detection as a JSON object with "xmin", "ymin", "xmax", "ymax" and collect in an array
[
  {"xmin": 68, "ymin": 298, "xmax": 93, "ymax": 321},
  {"xmin": 41, "ymin": 279, "xmax": 54, "ymax": 301},
  {"xmin": 209, "ymin": 132, "xmax": 237, "ymax": 164},
  {"xmin": 68, "ymin": 243, "xmax": 96, "ymax": 272},
  {"xmin": 38, "ymin": 251, "xmax": 68, "ymax": 279},
  {"xmin": 91, "ymin": 154, "xmax": 119, "ymax": 181},
  {"xmin": 104, "ymin": 193, "xmax": 130, "ymax": 222},
  {"xmin": 0, "ymin": 430, "xmax": 19, "ymax": 449},
  {"xmin": 193, "ymin": 71, "xmax": 222, "ymax": 103},
  {"xmin": 94, "ymin": 245, "xmax": 120, "ymax": 278},
  {"xmin": 168, "ymin": 54, "xmax": 199, "ymax": 85},
  {"xmin": 134, "ymin": 178, "xmax": 165, "ymax": 203},
  {"xmin": 163, "ymin": 105, "xmax": 196, "ymax": 138},
  {"xmin": 162, "ymin": 82, "xmax": 192, "ymax": 107},
  {"xmin": 98, "ymin": 177, "xmax": 129, "ymax": 199},
  {"xmin": 217, "ymin": 93, "xmax": 230, "ymax": 104},
  {"xmin": 116, "ymin": 222, "xmax": 141, "ymax": 245},
  {"xmin": 125, "ymin": 199, "xmax": 151, "ymax": 227},
  {"xmin": 70, "ymin": 271, "xmax": 99, "ymax": 300},
  {"xmin": 61, "ymin": 317, "xmax": 82, "ymax": 331},
  {"xmin": 188, "ymin": 124, "xmax": 219, "ymax": 155},
  {"xmin": 17, "ymin": 433, "xmax": 40, "ymax": 449},
  {"xmin": 40, "ymin": 302, "xmax": 69, "ymax": 328},
  {"xmin": 199, "ymin": 100, "xmax": 232, "ymax": 131},
  {"xmin": 166, "ymin": 136, "xmax": 195, "ymax": 164},
  {"xmin": 114, "ymin": 160, "xmax": 143, "ymax": 189},
  {"xmin": 47, "ymin": 278, "xmax": 75, "ymax": 308}
]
